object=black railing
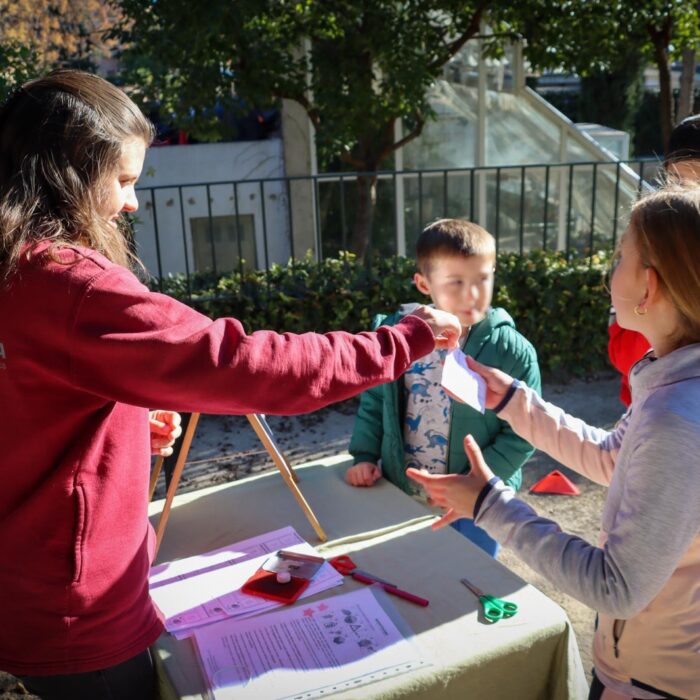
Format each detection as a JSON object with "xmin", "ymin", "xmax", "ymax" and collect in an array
[{"xmin": 134, "ymin": 158, "xmax": 660, "ymax": 298}]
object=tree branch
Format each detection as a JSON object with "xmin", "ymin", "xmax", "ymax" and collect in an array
[
  {"xmin": 389, "ymin": 114, "xmax": 426, "ymax": 153},
  {"xmin": 339, "ymin": 151, "xmax": 368, "ymax": 169},
  {"xmin": 429, "ymin": 0, "xmax": 490, "ymax": 71}
]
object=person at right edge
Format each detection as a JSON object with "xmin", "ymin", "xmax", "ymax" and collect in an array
[
  {"xmin": 411, "ymin": 184, "xmax": 700, "ymax": 700},
  {"xmin": 608, "ymin": 113, "xmax": 700, "ymax": 406}
]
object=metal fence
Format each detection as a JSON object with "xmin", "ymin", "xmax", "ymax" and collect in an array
[{"xmin": 134, "ymin": 158, "xmax": 660, "ymax": 292}]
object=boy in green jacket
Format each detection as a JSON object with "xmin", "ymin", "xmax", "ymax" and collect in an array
[{"xmin": 346, "ymin": 219, "xmax": 541, "ymax": 556}]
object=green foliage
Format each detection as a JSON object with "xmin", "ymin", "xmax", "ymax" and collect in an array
[
  {"xmin": 113, "ymin": 1, "xmax": 486, "ymax": 169},
  {"xmin": 156, "ymin": 252, "xmax": 422, "ymax": 333},
  {"xmin": 493, "ymin": 250, "xmax": 612, "ymax": 379},
  {"xmin": 505, "ymin": 0, "xmax": 700, "ymax": 150},
  {"xmin": 503, "ymin": 0, "xmax": 698, "ymax": 76},
  {"xmin": 0, "ymin": 43, "xmax": 39, "ymax": 102},
  {"xmin": 154, "ymin": 250, "xmax": 613, "ymax": 379},
  {"xmin": 634, "ymin": 87, "xmax": 700, "ymax": 157},
  {"xmin": 578, "ymin": 58, "xmax": 645, "ymax": 138},
  {"xmin": 114, "ymin": 1, "xmax": 493, "ymax": 257}
]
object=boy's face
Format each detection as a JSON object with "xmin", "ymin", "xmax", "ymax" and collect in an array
[{"xmin": 414, "ymin": 254, "xmax": 495, "ymax": 330}]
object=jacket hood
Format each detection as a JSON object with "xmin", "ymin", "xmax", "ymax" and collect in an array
[{"xmin": 630, "ymin": 342, "xmax": 700, "ymax": 393}]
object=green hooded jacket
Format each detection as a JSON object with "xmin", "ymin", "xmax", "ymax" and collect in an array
[{"xmin": 348, "ymin": 306, "xmax": 541, "ymax": 493}]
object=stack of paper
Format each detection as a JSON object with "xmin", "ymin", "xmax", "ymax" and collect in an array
[
  {"xmin": 192, "ymin": 586, "xmax": 429, "ymax": 700},
  {"xmin": 149, "ymin": 526, "xmax": 344, "ymax": 638}
]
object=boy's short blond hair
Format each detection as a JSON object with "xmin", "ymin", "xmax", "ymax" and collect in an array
[{"xmin": 416, "ymin": 219, "xmax": 495, "ymax": 274}]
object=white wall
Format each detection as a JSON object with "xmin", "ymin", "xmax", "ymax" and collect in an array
[{"xmin": 134, "ymin": 139, "xmax": 287, "ymax": 277}]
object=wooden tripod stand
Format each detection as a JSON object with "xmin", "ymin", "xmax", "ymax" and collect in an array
[{"xmin": 149, "ymin": 413, "xmax": 328, "ymax": 556}]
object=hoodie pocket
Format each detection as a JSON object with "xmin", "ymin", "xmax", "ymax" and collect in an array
[{"xmin": 72, "ymin": 481, "xmax": 88, "ymax": 584}]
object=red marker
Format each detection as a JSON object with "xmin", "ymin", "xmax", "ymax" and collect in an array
[
  {"xmin": 330, "ymin": 555, "xmax": 430, "ymax": 607},
  {"xmin": 352, "ymin": 571, "xmax": 430, "ymax": 607}
]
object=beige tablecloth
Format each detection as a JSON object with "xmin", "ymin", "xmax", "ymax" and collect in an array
[{"xmin": 149, "ymin": 455, "xmax": 589, "ymax": 700}]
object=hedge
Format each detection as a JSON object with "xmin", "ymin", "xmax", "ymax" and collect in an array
[{"xmin": 154, "ymin": 250, "xmax": 614, "ymax": 379}]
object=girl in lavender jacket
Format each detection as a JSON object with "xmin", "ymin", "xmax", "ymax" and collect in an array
[{"xmin": 410, "ymin": 185, "xmax": 700, "ymax": 700}]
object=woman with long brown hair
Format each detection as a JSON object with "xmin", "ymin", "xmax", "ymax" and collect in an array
[{"xmin": 0, "ymin": 70, "xmax": 460, "ymax": 699}]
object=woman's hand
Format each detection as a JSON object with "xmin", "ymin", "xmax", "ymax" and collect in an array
[
  {"xmin": 465, "ymin": 355, "xmax": 515, "ymax": 410},
  {"xmin": 407, "ymin": 435, "xmax": 495, "ymax": 529},
  {"xmin": 409, "ymin": 305, "xmax": 462, "ymax": 349},
  {"xmin": 149, "ymin": 410, "xmax": 182, "ymax": 457}
]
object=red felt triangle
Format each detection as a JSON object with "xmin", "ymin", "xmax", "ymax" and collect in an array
[{"xmin": 529, "ymin": 469, "xmax": 580, "ymax": 496}]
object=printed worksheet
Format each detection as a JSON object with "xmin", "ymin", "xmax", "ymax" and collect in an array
[
  {"xmin": 149, "ymin": 526, "xmax": 343, "ymax": 635},
  {"xmin": 193, "ymin": 587, "xmax": 428, "ymax": 700}
]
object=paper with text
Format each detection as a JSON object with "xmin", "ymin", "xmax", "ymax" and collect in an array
[
  {"xmin": 193, "ymin": 587, "xmax": 428, "ymax": 700},
  {"xmin": 441, "ymin": 348, "xmax": 486, "ymax": 413},
  {"xmin": 149, "ymin": 526, "xmax": 343, "ymax": 635}
]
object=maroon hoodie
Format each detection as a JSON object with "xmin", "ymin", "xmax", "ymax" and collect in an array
[{"xmin": 0, "ymin": 243, "xmax": 433, "ymax": 675}]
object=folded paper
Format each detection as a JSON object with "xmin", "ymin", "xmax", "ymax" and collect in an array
[{"xmin": 441, "ymin": 349, "xmax": 486, "ymax": 413}]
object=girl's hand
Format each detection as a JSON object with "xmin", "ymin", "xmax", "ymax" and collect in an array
[
  {"xmin": 346, "ymin": 462, "xmax": 382, "ymax": 487},
  {"xmin": 465, "ymin": 355, "xmax": 515, "ymax": 410},
  {"xmin": 407, "ymin": 435, "xmax": 495, "ymax": 528},
  {"xmin": 149, "ymin": 410, "xmax": 182, "ymax": 457},
  {"xmin": 409, "ymin": 306, "xmax": 462, "ymax": 349}
]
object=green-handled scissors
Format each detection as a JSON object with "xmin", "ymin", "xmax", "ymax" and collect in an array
[{"xmin": 460, "ymin": 577, "xmax": 518, "ymax": 622}]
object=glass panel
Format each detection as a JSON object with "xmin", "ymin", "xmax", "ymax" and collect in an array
[
  {"xmin": 403, "ymin": 82, "xmax": 477, "ymax": 170},
  {"xmin": 444, "ymin": 40, "xmax": 480, "ymax": 88},
  {"xmin": 484, "ymin": 48, "xmax": 515, "ymax": 93},
  {"xmin": 576, "ymin": 124, "xmax": 630, "ymax": 160},
  {"xmin": 443, "ymin": 37, "xmax": 517, "ymax": 93},
  {"xmin": 190, "ymin": 214, "xmax": 256, "ymax": 273},
  {"xmin": 565, "ymin": 136, "xmax": 593, "ymax": 163},
  {"xmin": 405, "ymin": 85, "xmax": 571, "ymax": 169},
  {"xmin": 485, "ymin": 91, "xmax": 562, "ymax": 166}
]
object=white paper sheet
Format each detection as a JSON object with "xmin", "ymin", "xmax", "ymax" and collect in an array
[
  {"xmin": 149, "ymin": 526, "xmax": 344, "ymax": 635},
  {"xmin": 192, "ymin": 587, "xmax": 429, "ymax": 700},
  {"xmin": 441, "ymin": 348, "xmax": 486, "ymax": 413}
]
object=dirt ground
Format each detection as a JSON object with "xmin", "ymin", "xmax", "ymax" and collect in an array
[{"xmin": 0, "ymin": 374, "xmax": 623, "ymax": 698}]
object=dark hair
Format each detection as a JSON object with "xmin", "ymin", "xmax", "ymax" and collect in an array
[
  {"xmin": 629, "ymin": 184, "xmax": 700, "ymax": 347},
  {"xmin": 0, "ymin": 69, "xmax": 154, "ymax": 280},
  {"xmin": 665, "ymin": 114, "xmax": 700, "ymax": 164},
  {"xmin": 416, "ymin": 218, "xmax": 495, "ymax": 274}
]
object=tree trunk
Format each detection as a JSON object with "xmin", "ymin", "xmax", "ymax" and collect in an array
[
  {"xmin": 678, "ymin": 47, "xmax": 697, "ymax": 123},
  {"xmin": 350, "ymin": 173, "xmax": 377, "ymax": 258},
  {"xmin": 650, "ymin": 29, "xmax": 674, "ymax": 152}
]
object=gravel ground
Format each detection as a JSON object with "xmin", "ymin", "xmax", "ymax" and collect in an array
[{"xmin": 1, "ymin": 373, "xmax": 623, "ymax": 697}]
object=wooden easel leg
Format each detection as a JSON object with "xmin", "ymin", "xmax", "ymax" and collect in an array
[
  {"xmin": 248, "ymin": 414, "xmax": 299, "ymax": 483},
  {"xmin": 154, "ymin": 412, "xmax": 201, "ymax": 557},
  {"xmin": 247, "ymin": 414, "xmax": 327, "ymax": 542},
  {"xmin": 151, "ymin": 412, "xmax": 328, "ymax": 555},
  {"xmin": 149, "ymin": 456, "xmax": 165, "ymax": 501}
]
